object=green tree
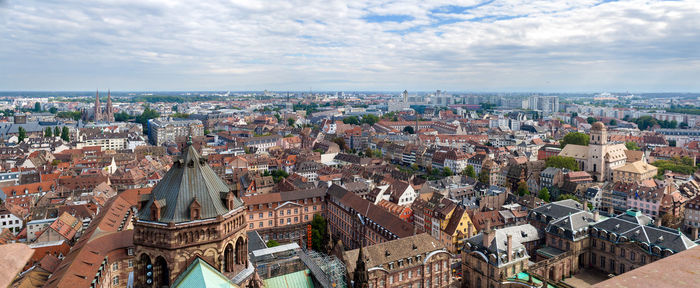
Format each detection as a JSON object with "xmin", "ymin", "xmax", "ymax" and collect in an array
[
  {"xmin": 586, "ymin": 117, "xmax": 597, "ymax": 124},
  {"xmin": 651, "ymin": 156, "xmax": 696, "ymax": 178},
  {"xmin": 332, "ymin": 137, "xmax": 348, "ymax": 151},
  {"xmin": 274, "ymin": 113, "xmax": 281, "ymax": 122},
  {"xmin": 609, "ymin": 119, "xmax": 617, "ymax": 126},
  {"xmin": 538, "ymin": 188, "xmax": 551, "ymax": 202},
  {"xmin": 403, "ymin": 126, "xmax": 415, "ymax": 134},
  {"xmin": 266, "ymin": 240, "xmax": 280, "ymax": 247},
  {"xmin": 44, "ymin": 127, "xmax": 52, "ymax": 138},
  {"xmin": 517, "ymin": 181, "xmax": 530, "ymax": 196},
  {"xmin": 560, "ymin": 132, "xmax": 590, "ymax": 148},
  {"xmin": 442, "ymin": 167, "xmax": 453, "ymax": 177},
  {"xmin": 343, "ymin": 116, "xmax": 360, "ymax": 125},
  {"xmin": 557, "ymin": 193, "xmax": 581, "ymax": 203},
  {"xmin": 625, "ymin": 141, "xmax": 640, "ymax": 151},
  {"xmin": 135, "ymin": 106, "xmax": 160, "ymax": 128},
  {"xmin": 171, "ymin": 112, "xmax": 190, "ymax": 119},
  {"xmin": 463, "ymin": 165, "xmax": 476, "ymax": 178},
  {"xmin": 287, "ymin": 118, "xmax": 295, "ymax": 127},
  {"xmin": 310, "ymin": 214, "xmax": 329, "ymax": 252},
  {"xmin": 114, "ymin": 111, "xmax": 131, "ymax": 122},
  {"xmin": 361, "ymin": 114, "xmax": 379, "ymax": 126},
  {"xmin": 54, "ymin": 126, "xmax": 60, "ymax": 137},
  {"xmin": 61, "ymin": 126, "xmax": 70, "ymax": 142},
  {"xmin": 478, "ymin": 169, "xmax": 490, "ymax": 184},
  {"xmin": 48, "ymin": 107, "xmax": 58, "ymax": 114},
  {"xmin": 545, "ymin": 156, "xmax": 580, "ymax": 171},
  {"xmin": 34, "ymin": 102, "xmax": 41, "ymax": 112},
  {"xmin": 18, "ymin": 126, "xmax": 26, "ymax": 143}
]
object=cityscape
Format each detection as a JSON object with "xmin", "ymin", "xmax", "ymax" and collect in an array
[{"xmin": 2, "ymin": 1, "xmax": 700, "ymax": 288}]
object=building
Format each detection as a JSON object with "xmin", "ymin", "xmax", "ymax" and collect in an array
[
  {"xmin": 612, "ymin": 160, "xmax": 658, "ymax": 183},
  {"xmin": 81, "ymin": 90, "xmax": 115, "ymax": 122},
  {"xmin": 462, "ymin": 223, "xmax": 542, "ymax": 288},
  {"xmin": 241, "ymin": 188, "xmax": 326, "ymax": 244},
  {"xmin": 147, "ymin": 117, "xmax": 204, "ymax": 146},
  {"xmin": 133, "ymin": 144, "xmax": 248, "ymax": 287},
  {"xmin": 0, "ymin": 204, "xmax": 23, "ymax": 234},
  {"xmin": 344, "ymin": 233, "xmax": 453, "ymax": 288},
  {"xmin": 683, "ymin": 195, "xmax": 700, "ymax": 239},
  {"xmin": 327, "ymin": 184, "xmax": 414, "ymax": 250},
  {"xmin": 76, "ymin": 128, "xmax": 128, "ymax": 151},
  {"xmin": 558, "ymin": 122, "xmax": 627, "ymax": 182}
]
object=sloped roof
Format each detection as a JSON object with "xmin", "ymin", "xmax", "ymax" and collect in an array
[
  {"xmin": 172, "ymin": 257, "xmax": 240, "ymax": 288},
  {"xmin": 139, "ymin": 145, "xmax": 243, "ymax": 223},
  {"xmin": 343, "ymin": 233, "xmax": 446, "ymax": 274}
]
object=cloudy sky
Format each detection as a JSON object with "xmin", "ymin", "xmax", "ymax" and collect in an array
[{"xmin": 1, "ymin": 0, "xmax": 700, "ymax": 92}]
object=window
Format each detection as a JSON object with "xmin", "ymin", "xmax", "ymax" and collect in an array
[
  {"xmin": 399, "ymin": 273, "xmax": 403, "ymax": 281},
  {"xmin": 269, "ymin": 220, "xmax": 272, "ymax": 226},
  {"xmin": 305, "ymin": 207, "xmax": 309, "ymax": 212},
  {"xmin": 294, "ymin": 217, "xmax": 298, "ymax": 222},
  {"xmin": 279, "ymin": 219, "xmax": 284, "ymax": 224},
  {"xmin": 287, "ymin": 218, "xmax": 291, "ymax": 224},
  {"xmin": 408, "ymin": 270, "xmax": 412, "ymax": 278},
  {"xmin": 112, "ymin": 276, "xmax": 119, "ymax": 285},
  {"xmin": 249, "ymin": 223, "xmax": 253, "ymax": 229},
  {"xmin": 112, "ymin": 262, "xmax": 118, "ymax": 271},
  {"xmin": 249, "ymin": 214, "xmax": 253, "ymax": 220},
  {"xmin": 390, "ymin": 276, "xmax": 394, "ymax": 284},
  {"xmin": 259, "ymin": 213, "xmax": 263, "ymax": 218},
  {"xmin": 269, "ymin": 211, "xmax": 273, "ymax": 217},
  {"xmin": 128, "ymin": 260, "xmax": 134, "ymax": 268},
  {"xmin": 305, "ymin": 215, "xmax": 309, "ymax": 221},
  {"xmin": 600, "ymin": 256, "xmax": 605, "ymax": 268},
  {"xmin": 295, "ymin": 208, "xmax": 298, "ymax": 214},
  {"xmin": 259, "ymin": 222, "xmax": 263, "ymax": 228},
  {"xmin": 287, "ymin": 209, "xmax": 291, "ymax": 215},
  {"xmin": 630, "ymin": 252, "xmax": 635, "ymax": 261}
]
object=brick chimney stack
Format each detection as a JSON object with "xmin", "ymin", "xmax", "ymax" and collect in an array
[
  {"xmin": 482, "ymin": 219, "xmax": 493, "ymax": 248},
  {"xmin": 507, "ymin": 233, "xmax": 513, "ymax": 263}
]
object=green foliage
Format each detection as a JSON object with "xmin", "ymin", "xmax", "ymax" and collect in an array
[
  {"xmin": 171, "ymin": 112, "xmax": 190, "ymax": 119},
  {"xmin": 287, "ymin": 118, "xmax": 295, "ymax": 126},
  {"xmin": 293, "ymin": 103, "xmax": 319, "ymax": 114},
  {"xmin": 48, "ymin": 107, "xmax": 58, "ymax": 114},
  {"xmin": 310, "ymin": 214, "xmax": 329, "ymax": 252},
  {"xmin": 332, "ymin": 137, "xmax": 348, "ymax": 151},
  {"xmin": 478, "ymin": 169, "xmax": 490, "ymax": 184},
  {"xmin": 34, "ymin": 102, "xmax": 41, "ymax": 112},
  {"xmin": 560, "ymin": 132, "xmax": 589, "ymax": 148},
  {"xmin": 651, "ymin": 156, "xmax": 696, "ymax": 178},
  {"xmin": 114, "ymin": 111, "xmax": 132, "ymax": 122},
  {"xmin": 61, "ymin": 126, "xmax": 70, "ymax": 142},
  {"xmin": 625, "ymin": 141, "xmax": 640, "ymax": 151},
  {"xmin": 403, "ymin": 126, "xmax": 415, "ymax": 134},
  {"xmin": 517, "ymin": 181, "xmax": 530, "ymax": 196},
  {"xmin": 586, "ymin": 117, "xmax": 597, "ymax": 124},
  {"xmin": 18, "ymin": 127, "xmax": 26, "ymax": 143},
  {"xmin": 557, "ymin": 194, "xmax": 581, "ymax": 203},
  {"xmin": 609, "ymin": 119, "xmax": 617, "ymax": 126},
  {"xmin": 442, "ymin": 167, "xmax": 453, "ymax": 177},
  {"xmin": 54, "ymin": 126, "xmax": 60, "ymax": 137},
  {"xmin": 266, "ymin": 240, "xmax": 280, "ymax": 248},
  {"xmin": 629, "ymin": 116, "xmax": 677, "ymax": 130},
  {"xmin": 44, "ymin": 127, "xmax": 52, "ymax": 138},
  {"xmin": 538, "ymin": 188, "xmax": 551, "ymax": 202},
  {"xmin": 136, "ymin": 107, "xmax": 160, "ymax": 128},
  {"xmin": 361, "ymin": 114, "xmax": 379, "ymax": 126},
  {"xmin": 204, "ymin": 129, "xmax": 210, "ymax": 135},
  {"xmin": 274, "ymin": 113, "xmax": 281, "ymax": 121},
  {"xmin": 56, "ymin": 111, "xmax": 83, "ymax": 121},
  {"xmin": 343, "ymin": 116, "xmax": 360, "ymax": 125},
  {"xmin": 545, "ymin": 156, "xmax": 580, "ymax": 171},
  {"xmin": 463, "ymin": 165, "xmax": 476, "ymax": 178},
  {"xmin": 263, "ymin": 169, "xmax": 290, "ymax": 183}
]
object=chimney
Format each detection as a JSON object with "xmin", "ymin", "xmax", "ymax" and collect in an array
[
  {"xmin": 507, "ymin": 234, "xmax": 513, "ymax": 263},
  {"xmin": 692, "ymin": 228, "xmax": 699, "ymax": 240},
  {"xmin": 583, "ymin": 200, "xmax": 588, "ymax": 211},
  {"xmin": 593, "ymin": 210, "xmax": 600, "ymax": 222},
  {"xmin": 482, "ymin": 219, "xmax": 492, "ymax": 248},
  {"xmin": 656, "ymin": 217, "xmax": 663, "ymax": 227},
  {"xmin": 468, "ymin": 222, "xmax": 473, "ymax": 238},
  {"xmin": 607, "ymin": 206, "xmax": 613, "ymax": 216}
]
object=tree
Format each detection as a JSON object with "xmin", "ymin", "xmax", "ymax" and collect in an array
[
  {"xmin": 560, "ymin": 132, "xmax": 589, "ymax": 148},
  {"xmin": 332, "ymin": 137, "xmax": 348, "ymax": 151},
  {"xmin": 44, "ymin": 127, "xmax": 52, "ymax": 138},
  {"xmin": 135, "ymin": 106, "xmax": 160, "ymax": 128},
  {"xmin": 403, "ymin": 126, "xmax": 415, "ymax": 134},
  {"xmin": 114, "ymin": 111, "xmax": 131, "ymax": 122},
  {"xmin": 34, "ymin": 102, "xmax": 41, "ymax": 112},
  {"xmin": 442, "ymin": 167, "xmax": 453, "ymax": 177},
  {"xmin": 517, "ymin": 181, "xmax": 530, "ymax": 196},
  {"xmin": 651, "ymin": 156, "xmax": 696, "ymax": 178},
  {"xmin": 361, "ymin": 114, "xmax": 379, "ymax": 126},
  {"xmin": 204, "ymin": 128, "xmax": 210, "ymax": 135},
  {"xmin": 463, "ymin": 165, "xmax": 476, "ymax": 178},
  {"xmin": 18, "ymin": 127, "xmax": 26, "ymax": 143},
  {"xmin": 557, "ymin": 193, "xmax": 581, "ymax": 203},
  {"xmin": 287, "ymin": 118, "xmax": 295, "ymax": 127},
  {"xmin": 61, "ymin": 126, "xmax": 70, "ymax": 142},
  {"xmin": 310, "ymin": 214, "xmax": 329, "ymax": 252},
  {"xmin": 625, "ymin": 141, "xmax": 640, "ymax": 151},
  {"xmin": 586, "ymin": 117, "xmax": 597, "ymax": 124},
  {"xmin": 609, "ymin": 119, "xmax": 617, "ymax": 126},
  {"xmin": 54, "ymin": 126, "xmax": 60, "ymax": 137},
  {"xmin": 266, "ymin": 240, "xmax": 280, "ymax": 247},
  {"xmin": 343, "ymin": 116, "xmax": 360, "ymax": 125},
  {"xmin": 538, "ymin": 188, "xmax": 551, "ymax": 202},
  {"xmin": 545, "ymin": 156, "xmax": 580, "ymax": 171},
  {"xmin": 48, "ymin": 107, "xmax": 57, "ymax": 114},
  {"xmin": 478, "ymin": 169, "xmax": 490, "ymax": 184}
]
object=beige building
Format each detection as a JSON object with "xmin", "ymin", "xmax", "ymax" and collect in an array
[
  {"xmin": 344, "ymin": 233, "xmax": 453, "ymax": 288},
  {"xmin": 612, "ymin": 160, "xmax": 658, "ymax": 183},
  {"xmin": 559, "ymin": 122, "xmax": 627, "ymax": 182}
]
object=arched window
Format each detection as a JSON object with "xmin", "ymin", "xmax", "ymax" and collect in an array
[
  {"xmin": 154, "ymin": 256, "xmax": 169, "ymax": 287},
  {"xmin": 224, "ymin": 243, "xmax": 234, "ymax": 272}
]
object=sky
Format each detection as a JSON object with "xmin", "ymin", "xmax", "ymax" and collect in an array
[{"xmin": 1, "ymin": 0, "xmax": 700, "ymax": 92}]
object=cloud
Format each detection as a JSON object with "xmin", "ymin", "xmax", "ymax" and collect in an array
[{"xmin": 0, "ymin": 0, "xmax": 699, "ymax": 91}]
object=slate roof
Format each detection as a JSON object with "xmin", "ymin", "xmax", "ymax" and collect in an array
[
  {"xmin": 343, "ymin": 233, "xmax": 447, "ymax": 274},
  {"xmin": 139, "ymin": 145, "xmax": 243, "ymax": 223},
  {"xmin": 465, "ymin": 224, "xmax": 542, "ymax": 267},
  {"xmin": 546, "ymin": 210, "xmax": 596, "ymax": 240},
  {"xmin": 591, "ymin": 210, "xmax": 696, "ymax": 254},
  {"xmin": 528, "ymin": 199, "xmax": 585, "ymax": 224}
]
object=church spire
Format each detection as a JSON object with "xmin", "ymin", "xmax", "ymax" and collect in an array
[
  {"xmin": 353, "ymin": 245, "xmax": 369, "ymax": 288},
  {"xmin": 106, "ymin": 89, "xmax": 114, "ymax": 122},
  {"xmin": 94, "ymin": 89, "xmax": 101, "ymax": 122}
]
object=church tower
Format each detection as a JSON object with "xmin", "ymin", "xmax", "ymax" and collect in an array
[
  {"xmin": 94, "ymin": 90, "xmax": 102, "ymax": 122},
  {"xmin": 590, "ymin": 121, "xmax": 607, "ymax": 145},
  {"xmin": 106, "ymin": 89, "xmax": 114, "ymax": 122},
  {"xmin": 589, "ymin": 122, "xmax": 607, "ymax": 181},
  {"xmin": 133, "ymin": 144, "xmax": 247, "ymax": 287}
]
